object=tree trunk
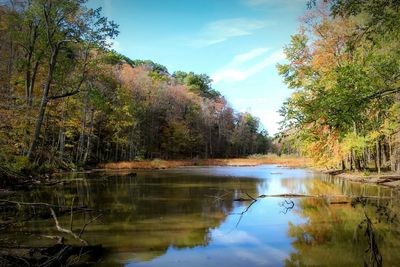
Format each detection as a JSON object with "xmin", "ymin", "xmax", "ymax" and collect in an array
[
  {"xmin": 28, "ymin": 59, "xmax": 40, "ymax": 106},
  {"xmin": 396, "ymin": 93, "xmax": 400, "ymax": 173},
  {"xmin": 83, "ymin": 108, "xmax": 94, "ymax": 164},
  {"xmin": 76, "ymin": 91, "xmax": 88, "ymax": 163},
  {"xmin": 350, "ymin": 153, "xmax": 354, "ymax": 171},
  {"xmin": 27, "ymin": 47, "xmax": 59, "ymax": 160},
  {"xmin": 376, "ymin": 140, "xmax": 381, "ymax": 174},
  {"xmin": 381, "ymin": 141, "xmax": 387, "ymax": 168},
  {"xmin": 389, "ymin": 136, "xmax": 395, "ymax": 172},
  {"xmin": 58, "ymin": 96, "xmax": 66, "ymax": 159}
]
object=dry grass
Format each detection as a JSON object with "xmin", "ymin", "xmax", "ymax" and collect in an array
[{"xmin": 97, "ymin": 155, "xmax": 309, "ymax": 170}]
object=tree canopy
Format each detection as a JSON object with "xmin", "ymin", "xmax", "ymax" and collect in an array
[
  {"xmin": 276, "ymin": 0, "xmax": 400, "ymax": 172},
  {"xmin": 0, "ymin": 0, "xmax": 270, "ymax": 172}
]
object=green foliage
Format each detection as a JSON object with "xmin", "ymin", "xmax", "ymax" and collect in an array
[
  {"xmin": 0, "ymin": 0, "xmax": 272, "ymax": 174},
  {"xmin": 342, "ymin": 132, "xmax": 367, "ymax": 157},
  {"xmin": 173, "ymin": 71, "xmax": 220, "ymax": 99},
  {"xmin": 10, "ymin": 156, "xmax": 31, "ymax": 172},
  {"xmin": 131, "ymin": 59, "xmax": 169, "ymax": 73},
  {"xmin": 277, "ymin": 0, "xmax": 400, "ymax": 170}
]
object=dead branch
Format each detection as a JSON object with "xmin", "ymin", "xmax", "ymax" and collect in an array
[
  {"xmin": 245, "ymin": 192, "xmax": 257, "ymax": 201},
  {"xmin": 233, "ymin": 193, "xmax": 393, "ymax": 202},
  {"xmin": 40, "ymin": 235, "xmax": 64, "ymax": 244},
  {"xmin": 0, "ymin": 199, "xmax": 91, "ymax": 211},
  {"xmin": 78, "ymin": 214, "xmax": 102, "ymax": 238},
  {"xmin": 231, "ymin": 199, "xmax": 258, "ymax": 228},
  {"xmin": 279, "ymin": 199, "xmax": 295, "ymax": 214},
  {"xmin": 50, "ymin": 208, "xmax": 88, "ymax": 246}
]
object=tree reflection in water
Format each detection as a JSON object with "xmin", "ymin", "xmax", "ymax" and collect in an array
[
  {"xmin": 284, "ymin": 178, "xmax": 400, "ymax": 267},
  {"xmin": 0, "ymin": 169, "xmax": 262, "ymax": 265}
]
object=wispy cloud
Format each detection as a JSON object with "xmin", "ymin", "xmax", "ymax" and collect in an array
[
  {"xmin": 242, "ymin": 0, "xmax": 305, "ymax": 7},
  {"xmin": 191, "ymin": 18, "xmax": 270, "ymax": 47},
  {"xmin": 212, "ymin": 49, "xmax": 284, "ymax": 83},
  {"xmin": 233, "ymin": 47, "xmax": 269, "ymax": 63}
]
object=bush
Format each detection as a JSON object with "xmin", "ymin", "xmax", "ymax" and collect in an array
[{"xmin": 10, "ymin": 156, "xmax": 31, "ymax": 172}]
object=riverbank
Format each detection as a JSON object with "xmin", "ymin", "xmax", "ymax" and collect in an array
[
  {"xmin": 96, "ymin": 155, "xmax": 310, "ymax": 170},
  {"xmin": 338, "ymin": 172, "xmax": 400, "ymax": 189},
  {"xmin": 323, "ymin": 170, "xmax": 400, "ymax": 190}
]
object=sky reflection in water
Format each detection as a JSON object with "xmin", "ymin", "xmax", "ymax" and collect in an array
[{"xmin": 5, "ymin": 165, "xmax": 400, "ymax": 266}]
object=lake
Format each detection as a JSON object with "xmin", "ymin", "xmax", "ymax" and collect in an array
[{"xmin": 2, "ymin": 165, "xmax": 400, "ymax": 266}]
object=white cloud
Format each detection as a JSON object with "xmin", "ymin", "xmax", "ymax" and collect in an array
[
  {"xmin": 243, "ymin": 0, "xmax": 304, "ymax": 6},
  {"xmin": 191, "ymin": 18, "xmax": 270, "ymax": 47},
  {"xmin": 233, "ymin": 47, "xmax": 269, "ymax": 63},
  {"xmin": 212, "ymin": 49, "xmax": 285, "ymax": 83},
  {"xmin": 213, "ymin": 229, "xmax": 260, "ymax": 245}
]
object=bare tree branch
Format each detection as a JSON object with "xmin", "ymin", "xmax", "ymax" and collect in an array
[{"xmin": 50, "ymin": 208, "xmax": 88, "ymax": 246}]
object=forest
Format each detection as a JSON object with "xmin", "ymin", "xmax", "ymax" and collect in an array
[
  {"xmin": 0, "ymin": 0, "xmax": 399, "ymax": 175},
  {"xmin": 0, "ymin": 1, "xmax": 399, "ymax": 266},
  {"xmin": 276, "ymin": 0, "xmax": 400, "ymax": 173},
  {"xmin": 0, "ymin": 0, "xmax": 270, "ymax": 174}
]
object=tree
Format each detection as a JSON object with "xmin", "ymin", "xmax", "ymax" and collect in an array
[
  {"xmin": 173, "ymin": 71, "xmax": 220, "ymax": 99},
  {"xmin": 277, "ymin": 0, "xmax": 400, "ymax": 171},
  {"xmin": 27, "ymin": 0, "xmax": 118, "ymax": 159}
]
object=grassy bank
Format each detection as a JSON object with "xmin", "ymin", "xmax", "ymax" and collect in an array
[{"xmin": 97, "ymin": 155, "xmax": 310, "ymax": 170}]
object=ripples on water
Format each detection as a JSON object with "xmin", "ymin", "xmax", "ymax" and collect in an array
[{"xmin": 2, "ymin": 165, "xmax": 400, "ymax": 266}]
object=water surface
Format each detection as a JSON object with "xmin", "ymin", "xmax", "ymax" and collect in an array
[{"xmin": 2, "ymin": 165, "xmax": 400, "ymax": 266}]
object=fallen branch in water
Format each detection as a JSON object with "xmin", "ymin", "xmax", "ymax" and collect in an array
[
  {"xmin": 280, "ymin": 199, "xmax": 295, "ymax": 214},
  {"xmin": 231, "ymin": 198, "xmax": 258, "ymax": 228},
  {"xmin": 50, "ymin": 208, "xmax": 88, "ymax": 246},
  {"xmin": 234, "ymin": 193, "xmax": 392, "ymax": 202},
  {"xmin": 0, "ymin": 199, "xmax": 92, "ymax": 211},
  {"xmin": 40, "ymin": 235, "xmax": 64, "ymax": 244},
  {"xmin": 0, "ymin": 198, "xmax": 103, "ymax": 266},
  {"xmin": 49, "ymin": 209, "xmax": 102, "ymax": 245},
  {"xmin": 78, "ymin": 214, "xmax": 102, "ymax": 238},
  {"xmin": 330, "ymin": 201, "xmax": 350, "ymax": 204}
]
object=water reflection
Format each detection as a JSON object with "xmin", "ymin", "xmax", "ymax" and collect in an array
[
  {"xmin": 284, "ymin": 178, "xmax": 400, "ymax": 267},
  {"xmin": 1, "ymin": 165, "xmax": 399, "ymax": 266}
]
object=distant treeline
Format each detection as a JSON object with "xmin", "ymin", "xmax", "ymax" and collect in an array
[
  {"xmin": 0, "ymin": 0, "xmax": 270, "ymax": 172},
  {"xmin": 276, "ymin": 0, "xmax": 400, "ymax": 172}
]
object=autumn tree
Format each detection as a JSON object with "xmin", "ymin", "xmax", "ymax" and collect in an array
[
  {"xmin": 26, "ymin": 0, "xmax": 118, "ymax": 160},
  {"xmin": 278, "ymin": 0, "xmax": 400, "ymax": 172}
]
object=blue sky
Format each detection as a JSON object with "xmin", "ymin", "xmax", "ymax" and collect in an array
[{"xmin": 89, "ymin": 0, "xmax": 307, "ymax": 135}]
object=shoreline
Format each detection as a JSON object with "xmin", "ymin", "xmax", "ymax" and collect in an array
[
  {"xmin": 95, "ymin": 156, "xmax": 310, "ymax": 170},
  {"xmin": 3, "ymin": 156, "xmax": 400, "ymax": 191},
  {"xmin": 322, "ymin": 170, "xmax": 400, "ymax": 190},
  {"xmin": 94, "ymin": 158, "xmax": 400, "ymax": 190},
  {"xmin": 337, "ymin": 172, "xmax": 400, "ymax": 189}
]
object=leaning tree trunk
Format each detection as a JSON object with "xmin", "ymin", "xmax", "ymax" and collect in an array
[{"xmin": 27, "ymin": 47, "xmax": 59, "ymax": 160}]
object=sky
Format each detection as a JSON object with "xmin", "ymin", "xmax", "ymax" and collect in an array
[{"xmin": 88, "ymin": 0, "xmax": 308, "ymax": 135}]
